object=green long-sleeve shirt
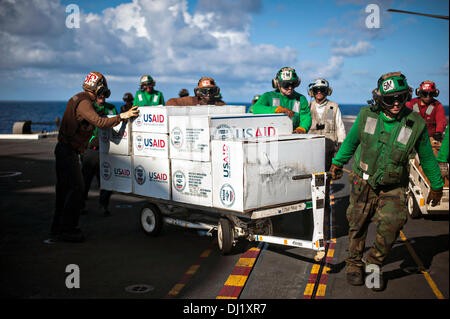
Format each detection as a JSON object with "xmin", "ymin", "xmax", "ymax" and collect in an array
[
  {"xmin": 333, "ymin": 110, "xmax": 444, "ymax": 190},
  {"xmin": 437, "ymin": 125, "xmax": 449, "ymax": 163},
  {"xmin": 251, "ymin": 90, "xmax": 311, "ymax": 131},
  {"xmin": 134, "ymin": 89, "xmax": 165, "ymax": 106}
]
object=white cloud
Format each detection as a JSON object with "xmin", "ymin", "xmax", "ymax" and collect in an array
[
  {"xmin": 300, "ymin": 56, "xmax": 344, "ymax": 80},
  {"xmin": 0, "ymin": 0, "xmax": 297, "ymax": 101},
  {"xmin": 331, "ymin": 41, "xmax": 374, "ymax": 57}
]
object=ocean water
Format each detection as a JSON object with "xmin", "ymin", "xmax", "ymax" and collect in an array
[{"xmin": 0, "ymin": 101, "xmax": 448, "ymax": 134}]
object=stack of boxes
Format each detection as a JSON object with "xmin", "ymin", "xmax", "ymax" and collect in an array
[{"xmin": 99, "ymin": 105, "xmax": 325, "ymax": 213}]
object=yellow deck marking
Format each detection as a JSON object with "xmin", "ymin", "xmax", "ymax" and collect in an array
[
  {"xmin": 235, "ymin": 258, "xmax": 256, "ymax": 268},
  {"xmin": 186, "ymin": 265, "xmax": 200, "ymax": 275},
  {"xmin": 224, "ymin": 275, "xmax": 248, "ymax": 287},
  {"xmin": 399, "ymin": 231, "xmax": 445, "ymax": 299}
]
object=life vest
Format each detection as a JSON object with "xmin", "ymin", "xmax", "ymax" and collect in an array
[
  {"xmin": 309, "ymin": 100, "xmax": 339, "ymax": 142},
  {"xmin": 410, "ymin": 99, "xmax": 442, "ymax": 135},
  {"xmin": 352, "ymin": 106, "xmax": 426, "ymax": 189}
]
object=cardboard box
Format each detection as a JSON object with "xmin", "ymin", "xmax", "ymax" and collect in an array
[
  {"xmin": 171, "ymin": 159, "xmax": 212, "ymax": 207},
  {"xmin": 211, "ymin": 135, "xmax": 325, "ymax": 212},
  {"xmin": 99, "ymin": 118, "xmax": 131, "ymax": 155},
  {"xmin": 133, "ymin": 155, "xmax": 171, "ymax": 200},
  {"xmin": 99, "ymin": 153, "xmax": 133, "ymax": 193},
  {"xmin": 169, "ymin": 114, "xmax": 292, "ymax": 161},
  {"xmin": 133, "ymin": 132, "xmax": 169, "ymax": 158},
  {"xmin": 131, "ymin": 105, "xmax": 246, "ymax": 133}
]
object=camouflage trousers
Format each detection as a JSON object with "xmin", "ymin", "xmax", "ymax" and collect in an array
[{"xmin": 345, "ymin": 173, "xmax": 408, "ymax": 269}]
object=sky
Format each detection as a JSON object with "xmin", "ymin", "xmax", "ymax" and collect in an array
[{"xmin": 0, "ymin": 0, "xmax": 448, "ymax": 105}]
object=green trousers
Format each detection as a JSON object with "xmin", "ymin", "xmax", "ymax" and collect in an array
[{"xmin": 345, "ymin": 173, "xmax": 408, "ymax": 268}]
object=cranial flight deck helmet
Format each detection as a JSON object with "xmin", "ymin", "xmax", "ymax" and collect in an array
[
  {"xmin": 416, "ymin": 80, "xmax": 439, "ymax": 98},
  {"xmin": 82, "ymin": 71, "xmax": 111, "ymax": 98},
  {"xmin": 272, "ymin": 67, "xmax": 300, "ymax": 90},
  {"xmin": 371, "ymin": 71, "xmax": 412, "ymax": 117},
  {"xmin": 140, "ymin": 74, "xmax": 155, "ymax": 90},
  {"xmin": 308, "ymin": 78, "xmax": 333, "ymax": 97},
  {"xmin": 194, "ymin": 77, "xmax": 220, "ymax": 97}
]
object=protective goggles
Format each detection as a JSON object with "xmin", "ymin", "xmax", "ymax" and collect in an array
[
  {"xmin": 280, "ymin": 81, "xmax": 297, "ymax": 89},
  {"xmin": 96, "ymin": 85, "xmax": 111, "ymax": 98},
  {"xmin": 197, "ymin": 87, "xmax": 218, "ymax": 96},
  {"xmin": 381, "ymin": 92, "xmax": 408, "ymax": 107},
  {"xmin": 312, "ymin": 87, "xmax": 328, "ymax": 95},
  {"xmin": 142, "ymin": 82, "xmax": 154, "ymax": 87},
  {"xmin": 419, "ymin": 90, "xmax": 437, "ymax": 98}
]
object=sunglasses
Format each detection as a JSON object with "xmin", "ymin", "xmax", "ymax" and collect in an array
[
  {"xmin": 382, "ymin": 93, "xmax": 407, "ymax": 107},
  {"xmin": 198, "ymin": 87, "xmax": 218, "ymax": 96},
  {"xmin": 312, "ymin": 87, "xmax": 328, "ymax": 95},
  {"xmin": 419, "ymin": 91, "xmax": 436, "ymax": 98},
  {"xmin": 280, "ymin": 81, "xmax": 296, "ymax": 89}
]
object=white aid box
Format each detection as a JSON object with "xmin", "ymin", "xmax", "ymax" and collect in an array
[
  {"xmin": 99, "ymin": 117, "xmax": 131, "ymax": 155},
  {"xmin": 171, "ymin": 159, "xmax": 212, "ymax": 207},
  {"xmin": 169, "ymin": 114, "xmax": 292, "ymax": 161},
  {"xmin": 133, "ymin": 156, "xmax": 171, "ymax": 200},
  {"xmin": 131, "ymin": 105, "xmax": 246, "ymax": 133},
  {"xmin": 99, "ymin": 153, "xmax": 133, "ymax": 193},
  {"xmin": 133, "ymin": 132, "xmax": 169, "ymax": 158},
  {"xmin": 211, "ymin": 135, "xmax": 325, "ymax": 212}
]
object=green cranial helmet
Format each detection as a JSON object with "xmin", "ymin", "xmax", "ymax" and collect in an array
[
  {"xmin": 378, "ymin": 72, "xmax": 409, "ymax": 95},
  {"xmin": 140, "ymin": 75, "xmax": 155, "ymax": 89},
  {"xmin": 272, "ymin": 67, "xmax": 300, "ymax": 89},
  {"xmin": 374, "ymin": 72, "xmax": 412, "ymax": 117}
]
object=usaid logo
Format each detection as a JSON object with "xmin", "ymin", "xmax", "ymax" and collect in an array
[
  {"xmin": 173, "ymin": 170, "xmax": 186, "ymax": 192},
  {"xmin": 213, "ymin": 124, "xmax": 233, "ymax": 140},
  {"xmin": 220, "ymin": 184, "xmax": 235, "ymax": 207},
  {"xmin": 114, "ymin": 167, "xmax": 131, "ymax": 178},
  {"xmin": 102, "ymin": 161, "xmax": 111, "ymax": 180},
  {"xmin": 134, "ymin": 165, "xmax": 146, "ymax": 185},
  {"xmin": 135, "ymin": 114, "xmax": 143, "ymax": 126},
  {"xmin": 135, "ymin": 135, "xmax": 144, "ymax": 151},
  {"xmin": 170, "ymin": 127, "xmax": 184, "ymax": 149}
]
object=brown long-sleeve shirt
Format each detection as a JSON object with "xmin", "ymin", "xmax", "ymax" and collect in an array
[
  {"xmin": 165, "ymin": 96, "xmax": 226, "ymax": 106},
  {"xmin": 58, "ymin": 92, "xmax": 121, "ymax": 153}
]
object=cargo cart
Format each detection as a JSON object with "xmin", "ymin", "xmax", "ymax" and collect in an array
[
  {"xmin": 407, "ymin": 157, "xmax": 449, "ymax": 218},
  {"xmin": 136, "ymin": 172, "xmax": 329, "ymax": 261}
]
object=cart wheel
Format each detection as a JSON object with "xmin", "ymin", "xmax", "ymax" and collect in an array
[
  {"xmin": 314, "ymin": 251, "xmax": 326, "ymax": 262},
  {"xmin": 407, "ymin": 191, "xmax": 421, "ymax": 219},
  {"xmin": 140, "ymin": 203, "xmax": 163, "ymax": 236},
  {"xmin": 217, "ymin": 218, "xmax": 234, "ymax": 255}
]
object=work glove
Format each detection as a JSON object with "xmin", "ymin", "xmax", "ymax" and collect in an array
[
  {"xmin": 293, "ymin": 127, "xmax": 306, "ymax": 134},
  {"xmin": 275, "ymin": 106, "xmax": 294, "ymax": 118},
  {"xmin": 120, "ymin": 105, "xmax": 140, "ymax": 120},
  {"xmin": 426, "ymin": 188, "xmax": 443, "ymax": 207},
  {"xmin": 438, "ymin": 162, "xmax": 448, "ymax": 179},
  {"xmin": 433, "ymin": 132, "xmax": 443, "ymax": 142},
  {"xmin": 330, "ymin": 163, "xmax": 343, "ymax": 180}
]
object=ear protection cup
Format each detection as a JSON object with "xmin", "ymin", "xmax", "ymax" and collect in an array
[
  {"xmin": 272, "ymin": 77, "xmax": 279, "ymax": 89},
  {"xmin": 328, "ymin": 87, "xmax": 333, "ymax": 96},
  {"xmin": 435, "ymin": 89, "xmax": 440, "ymax": 97}
]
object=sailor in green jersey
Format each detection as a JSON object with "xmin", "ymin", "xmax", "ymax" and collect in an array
[
  {"xmin": 81, "ymin": 94, "xmax": 117, "ymax": 216},
  {"xmin": 252, "ymin": 67, "xmax": 311, "ymax": 133},
  {"xmin": 134, "ymin": 74, "xmax": 165, "ymax": 106},
  {"xmin": 437, "ymin": 125, "xmax": 449, "ymax": 180},
  {"xmin": 330, "ymin": 72, "xmax": 444, "ymax": 291}
]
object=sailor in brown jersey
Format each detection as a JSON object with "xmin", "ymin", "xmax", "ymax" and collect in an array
[
  {"xmin": 166, "ymin": 77, "xmax": 226, "ymax": 106},
  {"xmin": 49, "ymin": 72, "xmax": 139, "ymax": 243}
]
